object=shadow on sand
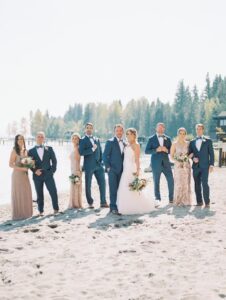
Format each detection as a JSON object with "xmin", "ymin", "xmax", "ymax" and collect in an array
[{"xmin": 0, "ymin": 204, "xmax": 216, "ymax": 233}]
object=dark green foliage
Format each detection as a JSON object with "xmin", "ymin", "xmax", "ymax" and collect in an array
[{"xmin": 29, "ymin": 74, "xmax": 226, "ymax": 139}]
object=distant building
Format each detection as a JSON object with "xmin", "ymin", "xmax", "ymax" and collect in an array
[{"xmin": 213, "ymin": 111, "xmax": 226, "ymax": 141}]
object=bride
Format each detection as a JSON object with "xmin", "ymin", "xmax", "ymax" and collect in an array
[{"xmin": 117, "ymin": 128, "xmax": 154, "ymax": 215}]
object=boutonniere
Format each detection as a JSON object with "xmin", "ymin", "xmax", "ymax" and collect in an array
[
  {"xmin": 45, "ymin": 146, "xmax": 49, "ymax": 151},
  {"xmin": 202, "ymin": 139, "xmax": 206, "ymax": 142},
  {"xmin": 164, "ymin": 137, "xmax": 167, "ymax": 141}
]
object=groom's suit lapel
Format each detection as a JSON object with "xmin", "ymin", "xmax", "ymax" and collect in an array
[
  {"xmin": 199, "ymin": 137, "xmax": 207, "ymax": 152},
  {"xmin": 114, "ymin": 137, "xmax": 124, "ymax": 156},
  {"xmin": 154, "ymin": 134, "xmax": 160, "ymax": 147},
  {"xmin": 33, "ymin": 147, "xmax": 42, "ymax": 163},
  {"xmin": 34, "ymin": 146, "xmax": 47, "ymax": 162},
  {"xmin": 42, "ymin": 147, "xmax": 49, "ymax": 162},
  {"xmin": 194, "ymin": 137, "xmax": 206, "ymax": 152},
  {"xmin": 163, "ymin": 136, "xmax": 168, "ymax": 147},
  {"xmin": 85, "ymin": 135, "xmax": 94, "ymax": 148}
]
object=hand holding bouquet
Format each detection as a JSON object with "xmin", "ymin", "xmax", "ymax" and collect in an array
[
  {"xmin": 174, "ymin": 153, "xmax": 189, "ymax": 163},
  {"xmin": 69, "ymin": 174, "xmax": 81, "ymax": 185},
  {"xmin": 20, "ymin": 157, "xmax": 35, "ymax": 169},
  {"xmin": 129, "ymin": 173, "xmax": 147, "ymax": 192},
  {"xmin": 174, "ymin": 152, "xmax": 190, "ymax": 168}
]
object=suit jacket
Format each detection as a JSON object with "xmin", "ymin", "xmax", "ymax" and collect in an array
[
  {"xmin": 188, "ymin": 137, "xmax": 214, "ymax": 169},
  {"xmin": 103, "ymin": 137, "xmax": 125, "ymax": 174},
  {"xmin": 79, "ymin": 135, "xmax": 103, "ymax": 171},
  {"xmin": 28, "ymin": 146, "xmax": 57, "ymax": 179},
  {"xmin": 145, "ymin": 134, "xmax": 172, "ymax": 169}
]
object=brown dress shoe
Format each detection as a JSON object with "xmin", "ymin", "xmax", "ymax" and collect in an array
[
  {"xmin": 101, "ymin": 203, "xmax": 109, "ymax": 208},
  {"xmin": 88, "ymin": 205, "xmax": 94, "ymax": 209}
]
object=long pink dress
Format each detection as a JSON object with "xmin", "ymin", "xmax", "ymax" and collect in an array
[
  {"xmin": 173, "ymin": 141, "xmax": 192, "ymax": 206},
  {"xmin": 68, "ymin": 150, "xmax": 83, "ymax": 209},
  {"xmin": 11, "ymin": 154, "xmax": 33, "ymax": 220}
]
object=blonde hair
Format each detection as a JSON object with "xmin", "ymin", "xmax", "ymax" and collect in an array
[
  {"xmin": 177, "ymin": 127, "xmax": 187, "ymax": 135},
  {"xmin": 114, "ymin": 124, "xmax": 124, "ymax": 130},
  {"xmin": 156, "ymin": 122, "xmax": 165, "ymax": 128},
  {"xmin": 71, "ymin": 132, "xmax": 81, "ymax": 140},
  {"xmin": 196, "ymin": 123, "xmax": 205, "ymax": 130},
  {"xmin": 126, "ymin": 128, "xmax": 138, "ymax": 140}
]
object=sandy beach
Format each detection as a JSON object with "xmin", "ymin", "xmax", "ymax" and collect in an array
[{"xmin": 0, "ymin": 168, "xmax": 226, "ymax": 300}]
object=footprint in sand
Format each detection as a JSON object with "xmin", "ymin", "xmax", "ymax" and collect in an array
[
  {"xmin": 24, "ymin": 228, "xmax": 40, "ymax": 233},
  {"xmin": 119, "ymin": 249, "xmax": 137, "ymax": 254},
  {"xmin": 15, "ymin": 246, "xmax": 23, "ymax": 250},
  {"xmin": 0, "ymin": 248, "xmax": 9, "ymax": 253},
  {"xmin": 48, "ymin": 224, "xmax": 58, "ymax": 229}
]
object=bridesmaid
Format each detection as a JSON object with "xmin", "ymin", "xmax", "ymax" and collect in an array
[
  {"xmin": 68, "ymin": 133, "xmax": 83, "ymax": 209},
  {"xmin": 170, "ymin": 128, "xmax": 192, "ymax": 206},
  {"xmin": 9, "ymin": 135, "xmax": 33, "ymax": 220}
]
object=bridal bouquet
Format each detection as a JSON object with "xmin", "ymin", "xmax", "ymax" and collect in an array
[
  {"xmin": 20, "ymin": 157, "xmax": 35, "ymax": 169},
  {"xmin": 69, "ymin": 174, "xmax": 81, "ymax": 185},
  {"xmin": 174, "ymin": 153, "xmax": 189, "ymax": 163},
  {"xmin": 129, "ymin": 174, "xmax": 147, "ymax": 192}
]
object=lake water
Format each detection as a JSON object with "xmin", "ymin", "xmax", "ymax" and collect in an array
[{"xmin": 0, "ymin": 141, "xmax": 150, "ymax": 205}]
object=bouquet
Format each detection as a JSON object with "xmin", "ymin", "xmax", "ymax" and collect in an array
[
  {"xmin": 129, "ymin": 174, "xmax": 147, "ymax": 192},
  {"xmin": 174, "ymin": 153, "xmax": 189, "ymax": 163},
  {"xmin": 69, "ymin": 174, "xmax": 81, "ymax": 185},
  {"xmin": 20, "ymin": 157, "xmax": 35, "ymax": 169}
]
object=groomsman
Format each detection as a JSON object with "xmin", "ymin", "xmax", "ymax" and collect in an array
[
  {"xmin": 189, "ymin": 124, "xmax": 214, "ymax": 207},
  {"xmin": 145, "ymin": 123, "xmax": 174, "ymax": 207},
  {"xmin": 103, "ymin": 124, "xmax": 125, "ymax": 215},
  {"xmin": 79, "ymin": 123, "xmax": 108, "ymax": 208},
  {"xmin": 28, "ymin": 132, "xmax": 59, "ymax": 216}
]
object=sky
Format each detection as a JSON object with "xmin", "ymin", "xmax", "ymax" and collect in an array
[{"xmin": 1, "ymin": 0, "xmax": 226, "ymax": 135}]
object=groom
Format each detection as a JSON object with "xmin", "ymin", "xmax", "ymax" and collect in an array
[
  {"xmin": 145, "ymin": 122, "xmax": 174, "ymax": 207},
  {"xmin": 103, "ymin": 124, "xmax": 125, "ymax": 215},
  {"xmin": 28, "ymin": 131, "xmax": 59, "ymax": 216},
  {"xmin": 189, "ymin": 123, "xmax": 214, "ymax": 207}
]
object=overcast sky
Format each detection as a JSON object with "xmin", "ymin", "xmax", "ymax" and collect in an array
[{"xmin": 0, "ymin": 0, "xmax": 226, "ymax": 134}]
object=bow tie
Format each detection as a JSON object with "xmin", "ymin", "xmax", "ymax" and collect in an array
[
  {"xmin": 118, "ymin": 139, "xmax": 123, "ymax": 142},
  {"xmin": 158, "ymin": 135, "xmax": 164, "ymax": 138},
  {"xmin": 36, "ymin": 145, "xmax": 44, "ymax": 149},
  {"xmin": 196, "ymin": 137, "xmax": 202, "ymax": 140},
  {"xmin": 88, "ymin": 135, "xmax": 93, "ymax": 139}
]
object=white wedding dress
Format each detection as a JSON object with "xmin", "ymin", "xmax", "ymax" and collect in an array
[{"xmin": 117, "ymin": 145, "xmax": 154, "ymax": 215}]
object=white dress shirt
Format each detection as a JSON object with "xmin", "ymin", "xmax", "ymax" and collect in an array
[
  {"xmin": 36, "ymin": 145, "xmax": 44, "ymax": 160},
  {"xmin": 195, "ymin": 136, "xmax": 203, "ymax": 152},
  {"xmin": 157, "ymin": 134, "xmax": 164, "ymax": 147},
  {"xmin": 86, "ymin": 135, "xmax": 95, "ymax": 146},
  {"xmin": 116, "ymin": 137, "xmax": 124, "ymax": 154}
]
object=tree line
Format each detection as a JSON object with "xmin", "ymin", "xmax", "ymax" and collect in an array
[{"xmin": 7, "ymin": 73, "xmax": 226, "ymax": 140}]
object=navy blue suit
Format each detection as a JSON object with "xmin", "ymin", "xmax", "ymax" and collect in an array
[
  {"xmin": 28, "ymin": 146, "xmax": 59, "ymax": 213},
  {"xmin": 145, "ymin": 134, "xmax": 174, "ymax": 201},
  {"xmin": 79, "ymin": 136, "xmax": 106, "ymax": 205},
  {"xmin": 189, "ymin": 137, "xmax": 214, "ymax": 205},
  {"xmin": 103, "ymin": 137, "xmax": 125, "ymax": 211}
]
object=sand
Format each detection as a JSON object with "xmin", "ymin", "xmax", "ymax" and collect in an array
[{"xmin": 0, "ymin": 168, "xmax": 226, "ymax": 300}]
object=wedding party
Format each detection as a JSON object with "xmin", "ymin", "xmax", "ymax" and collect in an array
[
  {"xmin": 8, "ymin": 121, "xmax": 215, "ymax": 221},
  {"xmin": 1, "ymin": 0, "xmax": 226, "ymax": 299}
]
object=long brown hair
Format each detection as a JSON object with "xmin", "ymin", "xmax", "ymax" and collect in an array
[{"xmin": 14, "ymin": 134, "xmax": 26, "ymax": 155}]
